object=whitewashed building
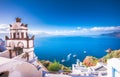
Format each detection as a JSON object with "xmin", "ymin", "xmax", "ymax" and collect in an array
[
  {"xmin": 5, "ymin": 17, "xmax": 35, "ymax": 61},
  {"xmin": 107, "ymin": 58, "xmax": 120, "ymax": 77},
  {"xmin": 0, "ymin": 18, "xmax": 47, "ymax": 77},
  {"xmin": 71, "ymin": 59, "xmax": 107, "ymax": 77},
  {"xmin": 71, "ymin": 59, "xmax": 89, "ymax": 76},
  {"xmin": 88, "ymin": 62, "xmax": 107, "ymax": 77}
]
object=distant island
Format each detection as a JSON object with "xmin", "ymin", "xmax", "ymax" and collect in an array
[{"xmin": 101, "ymin": 32, "xmax": 120, "ymax": 38}]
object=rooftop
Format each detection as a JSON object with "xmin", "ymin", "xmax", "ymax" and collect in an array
[{"xmin": 0, "ymin": 57, "xmax": 11, "ymax": 65}]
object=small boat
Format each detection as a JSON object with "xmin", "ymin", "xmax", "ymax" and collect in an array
[
  {"xmin": 61, "ymin": 59, "xmax": 65, "ymax": 62},
  {"xmin": 84, "ymin": 51, "xmax": 86, "ymax": 53},
  {"xmin": 73, "ymin": 54, "xmax": 77, "ymax": 58},
  {"xmin": 66, "ymin": 53, "xmax": 72, "ymax": 61}
]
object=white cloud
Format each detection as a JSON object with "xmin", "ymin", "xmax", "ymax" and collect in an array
[
  {"xmin": 0, "ymin": 24, "xmax": 9, "ymax": 33},
  {"xmin": 0, "ymin": 24, "xmax": 120, "ymax": 36},
  {"xmin": 30, "ymin": 26, "xmax": 120, "ymax": 36},
  {"xmin": 90, "ymin": 26, "xmax": 120, "ymax": 32}
]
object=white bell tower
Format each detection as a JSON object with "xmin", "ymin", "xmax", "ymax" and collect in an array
[{"xmin": 5, "ymin": 17, "xmax": 36, "ymax": 62}]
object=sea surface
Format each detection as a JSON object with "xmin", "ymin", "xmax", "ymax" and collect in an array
[{"xmin": 34, "ymin": 36, "xmax": 120, "ymax": 66}]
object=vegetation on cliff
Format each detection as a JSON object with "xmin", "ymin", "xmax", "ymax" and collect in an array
[
  {"xmin": 48, "ymin": 60, "xmax": 61, "ymax": 72},
  {"xmin": 101, "ymin": 49, "xmax": 120, "ymax": 63},
  {"xmin": 83, "ymin": 49, "xmax": 120, "ymax": 67},
  {"xmin": 83, "ymin": 56, "xmax": 98, "ymax": 67},
  {"xmin": 40, "ymin": 49, "xmax": 120, "ymax": 70},
  {"xmin": 40, "ymin": 60, "xmax": 71, "ymax": 73}
]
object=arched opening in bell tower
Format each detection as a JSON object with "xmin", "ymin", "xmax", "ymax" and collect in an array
[{"xmin": 13, "ymin": 42, "xmax": 24, "ymax": 56}]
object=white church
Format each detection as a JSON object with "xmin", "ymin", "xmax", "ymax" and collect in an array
[{"xmin": 0, "ymin": 18, "xmax": 47, "ymax": 77}]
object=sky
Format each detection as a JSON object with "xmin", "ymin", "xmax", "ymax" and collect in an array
[{"xmin": 0, "ymin": 0, "xmax": 120, "ymax": 36}]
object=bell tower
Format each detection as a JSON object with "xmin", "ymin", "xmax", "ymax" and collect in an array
[{"xmin": 5, "ymin": 17, "xmax": 35, "ymax": 62}]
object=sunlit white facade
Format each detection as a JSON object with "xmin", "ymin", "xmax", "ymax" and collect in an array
[{"xmin": 107, "ymin": 58, "xmax": 120, "ymax": 77}]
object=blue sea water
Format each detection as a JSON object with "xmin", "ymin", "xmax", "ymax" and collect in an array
[{"xmin": 34, "ymin": 36, "xmax": 120, "ymax": 66}]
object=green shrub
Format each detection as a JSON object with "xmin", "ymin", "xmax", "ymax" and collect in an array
[{"xmin": 48, "ymin": 60, "xmax": 62, "ymax": 72}]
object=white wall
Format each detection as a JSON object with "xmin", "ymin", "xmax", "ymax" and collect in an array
[
  {"xmin": 107, "ymin": 58, "xmax": 120, "ymax": 77},
  {"xmin": 0, "ymin": 57, "xmax": 42, "ymax": 77},
  {"xmin": 29, "ymin": 40, "xmax": 33, "ymax": 48}
]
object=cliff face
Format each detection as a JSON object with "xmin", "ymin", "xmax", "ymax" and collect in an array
[
  {"xmin": 0, "ymin": 38, "xmax": 6, "ymax": 52},
  {"xmin": 83, "ymin": 56, "xmax": 98, "ymax": 67},
  {"xmin": 102, "ymin": 49, "xmax": 120, "ymax": 63},
  {"xmin": 83, "ymin": 50, "xmax": 120, "ymax": 66}
]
